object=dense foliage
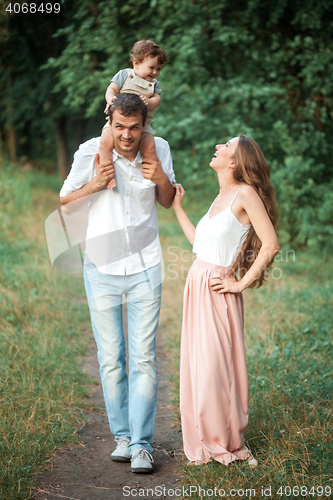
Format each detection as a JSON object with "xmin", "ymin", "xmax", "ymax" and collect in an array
[{"xmin": 1, "ymin": 0, "xmax": 333, "ymax": 249}]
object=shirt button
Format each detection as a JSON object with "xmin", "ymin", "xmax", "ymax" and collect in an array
[
  {"xmin": 126, "ymin": 212, "xmax": 129, "ymax": 215},
  {"xmin": 126, "ymin": 193, "xmax": 129, "ymax": 196}
]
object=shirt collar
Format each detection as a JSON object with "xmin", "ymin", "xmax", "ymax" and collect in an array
[{"xmin": 112, "ymin": 149, "xmax": 143, "ymax": 167}]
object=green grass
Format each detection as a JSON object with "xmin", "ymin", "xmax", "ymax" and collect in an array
[
  {"xmin": 0, "ymin": 163, "xmax": 332, "ymax": 499},
  {"xmin": 158, "ymin": 206, "xmax": 333, "ymax": 500},
  {"xmin": 0, "ymin": 164, "xmax": 92, "ymax": 499}
]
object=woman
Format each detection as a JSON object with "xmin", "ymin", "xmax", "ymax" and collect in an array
[{"xmin": 173, "ymin": 135, "xmax": 279, "ymax": 467}]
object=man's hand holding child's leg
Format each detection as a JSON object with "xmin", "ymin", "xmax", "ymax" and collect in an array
[{"xmin": 140, "ymin": 132, "xmax": 158, "ymax": 166}]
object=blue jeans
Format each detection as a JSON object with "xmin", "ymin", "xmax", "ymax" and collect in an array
[{"xmin": 83, "ymin": 255, "xmax": 162, "ymax": 453}]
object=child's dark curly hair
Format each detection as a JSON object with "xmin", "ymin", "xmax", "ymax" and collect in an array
[{"xmin": 130, "ymin": 40, "xmax": 168, "ymax": 66}]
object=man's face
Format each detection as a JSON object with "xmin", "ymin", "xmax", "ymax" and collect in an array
[{"xmin": 110, "ymin": 110, "xmax": 145, "ymax": 161}]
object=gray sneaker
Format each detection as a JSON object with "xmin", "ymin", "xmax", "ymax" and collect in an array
[
  {"xmin": 111, "ymin": 437, "xmax": 131, "ymax": 462},
  {"xmin": 130, "ymin": 448, "xmax": 154, "ymax": 473}
]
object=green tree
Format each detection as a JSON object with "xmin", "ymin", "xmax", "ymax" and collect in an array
[
  {"xmin": 0, "ymin": 0, "xmax": 90, "ymax": 177},
  {"xmin": 2, "ymin": 0, "xmax": 333, "ymax": 248}
]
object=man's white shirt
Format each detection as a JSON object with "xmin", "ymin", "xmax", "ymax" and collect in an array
[{"xmin": 60, "ymin": 137, "xmax": 175, "ymax": 275}]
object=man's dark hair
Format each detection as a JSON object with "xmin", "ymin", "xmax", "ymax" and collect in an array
[{"xmin": 108, "ymin": 93, "xmax": 147, "ymax": 125}]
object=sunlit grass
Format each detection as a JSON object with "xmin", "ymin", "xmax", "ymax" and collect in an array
[
  {"xmin": 1, "ymin": 164, "xmax": 332, "ymax": 499},
  {"xmin": 0, "ymin": 164, "xmax": 92, "ymax": 499},
  {"xmin": 158, "ymin": 205, "xmax": 333, "ymax": 499}
]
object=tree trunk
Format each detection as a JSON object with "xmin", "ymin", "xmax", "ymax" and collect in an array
[
  {"xmin": 0, "ymin": 126, "xmax": 3, "ymax": 168},
  {"xmin": 74, "ymin": 118, "xmax": 85, "ymax": 151},
  {"xmin": 4, "ymin": 123, "xmax": 17, "ymax": 163},
  {"xmin": 54, "ymin": 117, "xmax": 69, "ymax": 179},
  {"xmin": 4, "ymin": 76, "xmax": 17, "ymax": 163}
]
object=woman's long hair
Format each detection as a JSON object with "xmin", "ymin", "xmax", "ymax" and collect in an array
[{"xmin": 232, "ymin": 135, "xmax": 278, "ymax": 288}]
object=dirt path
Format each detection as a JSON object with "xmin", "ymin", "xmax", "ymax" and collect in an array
[{"xmin": 34, "ymin": 302, "xmax": 183, "ymax": 500}]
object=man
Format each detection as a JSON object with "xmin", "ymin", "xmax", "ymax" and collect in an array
[{"xmin": 59, "ymin": 94, "xmax": 175, "ymax": 473}]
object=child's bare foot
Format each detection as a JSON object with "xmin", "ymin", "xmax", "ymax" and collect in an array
[
  {"xmin": 106, "ymin": 161, "xmax": 116, "ymax": 188},
  {"xmin": 107, "ymin": 177, "xmax": 116, "ymax": 189}
]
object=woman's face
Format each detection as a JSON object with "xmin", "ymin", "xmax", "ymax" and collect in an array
[{"xmin": 210, "ymin": 137, "xmax": 239, "ymax": 170}]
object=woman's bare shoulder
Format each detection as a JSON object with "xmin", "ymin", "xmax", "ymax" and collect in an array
[{"xmin": 238, "ymin": 183, "xmax": 260, "ymax": 200}]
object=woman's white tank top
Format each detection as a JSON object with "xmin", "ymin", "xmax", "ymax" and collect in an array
[{"xmin": 192, "ymin": 187, "xmax": 251, "ymax": 268}]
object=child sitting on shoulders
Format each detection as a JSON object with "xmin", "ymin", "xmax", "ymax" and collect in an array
[{"xmin": 100, "ymin": 39, "xmax": 168, "ymax": 188}]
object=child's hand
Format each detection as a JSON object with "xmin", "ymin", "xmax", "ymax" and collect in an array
[
  {"xmin": 172, "ymin": 183, "xmax": 185, "ymax": 210},
  {"xmin": 104, "ymin": 96, "xmax": 117, "ymax": 113},
  {"xmin": 140, "ymin": 95, "xmax": 149, "ymax": 106}
]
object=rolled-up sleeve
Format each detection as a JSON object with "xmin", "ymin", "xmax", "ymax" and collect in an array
[
  {"xmin": 155, "ymin": 137, "xmax": 176, "ymax": 185},
  {"xmin": 154, "ymin": 80, "xmax": 162, "ymax": 94},
  {"xmin": 110, "ymin": 69, "xmax": 128, "ymax": 89},
  {"xmin": 59, "ymin": 138, "xmax": 100, "ymax": 197}
]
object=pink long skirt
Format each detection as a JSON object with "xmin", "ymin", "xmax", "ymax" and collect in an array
[{"xmin": 180, "ymin": 258, "xmax": 250, "ymax": 465}]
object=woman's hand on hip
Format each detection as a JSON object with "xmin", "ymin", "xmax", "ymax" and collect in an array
[
  {"xmin": 209, "ymin": 276, "xmax": 243, "ymax": 294},
  {"xmin": 172, "ymin": 183, "xmax": 185, "ymax": 210}
]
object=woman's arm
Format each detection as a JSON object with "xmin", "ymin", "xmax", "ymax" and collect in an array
[
  {"xmin": 172, "ymin": 184, "xmax": 196, "ymax": 246},
  {"xmin": 210, "ymin": 185, "xmax": 280, "ymax": 293}
]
